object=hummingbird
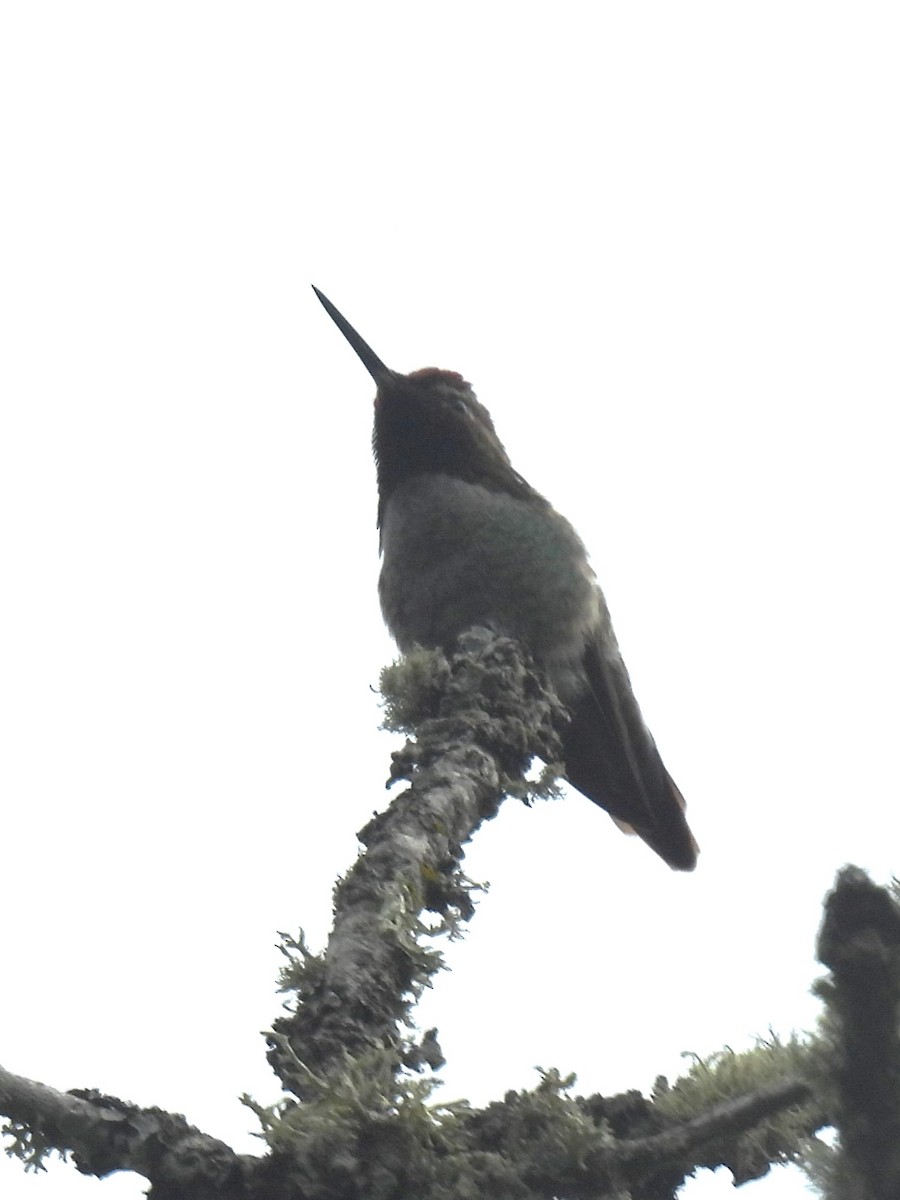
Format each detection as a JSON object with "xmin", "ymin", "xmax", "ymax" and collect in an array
[{"xmin": 312, "ymin": 286, "xmax": 698, "ymax": 871}]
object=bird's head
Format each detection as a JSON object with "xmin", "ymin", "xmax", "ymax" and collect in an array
[{"xmin": 313, "ymin": 287, "xmax": 538, "ymax": 521}]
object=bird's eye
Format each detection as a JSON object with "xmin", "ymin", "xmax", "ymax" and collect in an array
[{"xmin": 447, "ymin": 393, "xmax": 474, "ymax": 417}]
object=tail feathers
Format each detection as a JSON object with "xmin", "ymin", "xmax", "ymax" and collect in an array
[{"xmin": 561, "ymin": 642, "xmax": 699, "ymax": 872}]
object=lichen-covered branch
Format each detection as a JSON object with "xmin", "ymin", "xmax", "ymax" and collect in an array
[
  {"xmin": 445, "ymin": 1058, "xmax": 822, "ymax": 1200},
  {"xmin": 2, "ymin": 1052, "xmax": 823, "ymax": 1200},
  {"xmin": 0, "ymin": 1065, "xmax": 254, "ymax": 1198},
  {"xmin": 613, "ymin": 1075, "xmax": 815, "ymax": 1187},
  {"xmin": 813, "ymin": 866, "xmax": 900, "ymax": 1199},
  {"xmin": 4, "ymin": 632, "xmax": 864, "ymax": 1198},
  {"xmin": 649, "ymin": 1037, "xmax": 830, "ymax": 1185},
  {"xmin": 266, "ymin": 627, "xmax": 566, "ymax": 1097}
]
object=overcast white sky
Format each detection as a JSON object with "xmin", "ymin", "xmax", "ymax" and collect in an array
[{"xmin": 2, "ymin": 5, "xmax": 898, "ymax": 1198}]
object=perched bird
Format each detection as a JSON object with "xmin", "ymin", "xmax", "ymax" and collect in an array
[{"xmin": 313, "ymin": 286, "xmax": 698, "ymax": 871}]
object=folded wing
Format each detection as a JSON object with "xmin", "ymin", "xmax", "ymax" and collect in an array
[{"xmin": 561, "ymin": 640, "xmax": 699, "ymax": 871}]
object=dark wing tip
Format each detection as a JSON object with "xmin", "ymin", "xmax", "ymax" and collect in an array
[
  {"xmin": 649, "ymin": 772, "xmax": 699, "ymax": 871},
  {"xmin": 562, "ymin": 642, "xmax": 700, "ymax": 871},
  {"xmin": 607, "ymin": 781, "xmax": 699, "ymax": 871}
]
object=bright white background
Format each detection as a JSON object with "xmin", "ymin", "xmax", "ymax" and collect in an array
[{"xmin": 1, "ymin": 5, "xmax": 898, "ymax": 1198}]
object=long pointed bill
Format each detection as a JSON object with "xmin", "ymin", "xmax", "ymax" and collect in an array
[{"xmin": 312, "ymin": 286, "xmax": 394, "ymax": 386}]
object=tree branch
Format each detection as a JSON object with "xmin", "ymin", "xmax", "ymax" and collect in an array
[
  {"xmin": 815, "ymin": 865, "xmax": 900, "ymax": 1198},
  {"xmin": 2, "ymin": 1048, "xmax": 828, "ymax": 1200},
  {"xmin": 1, "ymin": 632, "xmax": 842, "ymax": 1197},
  {"xmin": 266, "ymin": 628, "xmax": 565, "ymax": 1097},
  {"xmin": 0, "ymin": 1065, "xmax": 254, "ymax": 1199},
  {"xmin": 612, "ymin": 1076, "xmax": 815, "ymax": 1187}
]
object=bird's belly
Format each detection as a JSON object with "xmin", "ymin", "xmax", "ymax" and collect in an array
[{"xmin": 378, "ymin": 475, "xmax": 598, "ymax": 682}]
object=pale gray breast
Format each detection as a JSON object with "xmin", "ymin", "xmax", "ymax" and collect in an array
[{"xmin": 378, "ymin": 474, "xmax": 600, "ymax": 694}]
